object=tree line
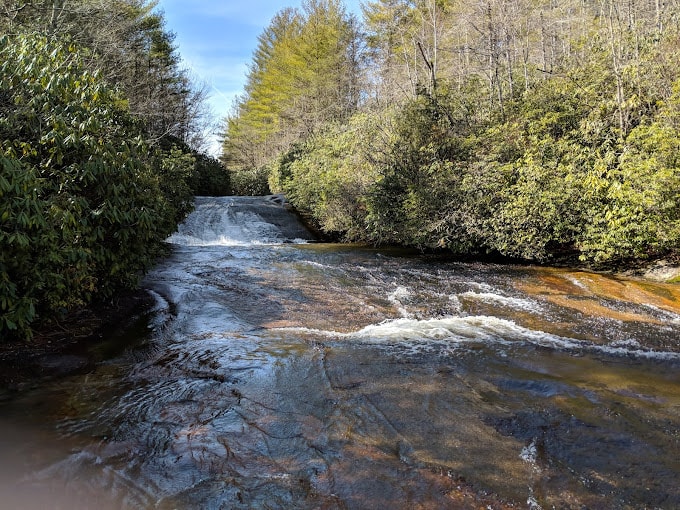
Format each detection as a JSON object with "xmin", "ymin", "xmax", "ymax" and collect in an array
[
  {"xmin": 223, "ymin": 0, "xmax": 680, "ymax": 267},
  {"xmin": 0, "ymin": 0, "xmax": 230, "ymax": 340}
]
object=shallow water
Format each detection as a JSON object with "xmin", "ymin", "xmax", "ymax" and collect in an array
[{"xmin": 1, "ymin": 196, "xmax": 680, "ymax": 509}]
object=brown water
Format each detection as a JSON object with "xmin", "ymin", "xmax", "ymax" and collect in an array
[{"xmin": 1, "ymin": 196, "xmax": 679, "ymax": 509}]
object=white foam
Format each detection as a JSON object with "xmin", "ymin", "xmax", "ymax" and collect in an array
[
  {"xmin": 167, "ymin": 214, "xmax": 284, "ymax": 246},
  {"xmin": 272, "ymin": 316, "xmax": 538, "ymax": 347},
  {"xmin": 301, "ymin": 260, "xmax": 334, "ymax": 270},
  {"xmin": 448, "ymin": 294, "xmax": 462, "ymax": 313},
  {"xmin": 166, "ymin": 198, "xmax": 309, "ymax": 247},
  {"xmin": 388, "ymin": 286, "xmax": 412, "ymax": 317},
  {"xmin": 469, "ymin": 282, "xmax": 497, "ymax": 293},
  {"xmin": 527, "ymin": 492, "xmax": 544, "ymax": 510},
  {"xmin": 640, "ymin": 303, "xmax": 680, "ymax": 324},
  {"xmin": 271, "ymin": 316, "xmax": 680, "ymax": 361},
  {"xmin": 353, "ymin": 316, "xmax": 521, "ymax": 343},
  {"xmin": 146, "ymin": 290, "xmax": 171, "ymax": 331},
  {"xmin": 459, "ymin": 291, "xmax": 542, "ymax": 313},
  {"xmin": 520, "ymin": 440, "xmax": 538, "ymax": 465},
  {"xmin": 609, "ymin": 339, "xmax": 642, "ymax": 349},
  {"xmin": 567, "ymin": 275, "xmax": 589, "ymax": 290}
]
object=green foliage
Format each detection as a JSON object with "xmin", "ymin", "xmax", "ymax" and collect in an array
[
  {"xmin": 156, "ymin": 146, "xmax": 195, "ymax": 226},
  {"xmin": 490, "ymin": 153, "xmax": 585, "ymax": 260},
  {"xmin": 222, "ymin": 0, "xmax": 680, "ymax": 268},
  {"xmin": 189, "ymin": 153, "xmax": 231, "ymax": 196},
  {"xmin": 579, "ymin": 92, "xmax": 680, "ymax": 263},
  {"xmin": 0, "ymin": 34, "xmax": 181, "ymax": 340},
  {"xmin": 366, "ymin": 90, "xmax": 479, "ymax": 250},
  {"xmin": 229, "ymin": 167, "xmax": 272, "ymax": 197},
  {"xmin": 223, "ymin": 0, "xmax": 361, "ymax": 171},
  {"xmin": 0, "ymin": 157, "xmax": 43, "ymax": 335},
  {"xmin": 272, "ymin": 113, "xmax": 382, "ymax": 239},
  {"xmin": 2, "ymin": 0, "xmax": 205, "ymax": 146}
]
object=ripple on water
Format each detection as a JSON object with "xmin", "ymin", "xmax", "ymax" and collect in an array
[{"xmin": 4, "ymin": 198, "xmax": 680, "ymax": 510}]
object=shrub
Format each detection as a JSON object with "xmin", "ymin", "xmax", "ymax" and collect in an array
[
  {"xmin": 189, "ymin": 153, "xmax": 231, "ymax": 196},
  {"xmin": 272, "ymin": 114, "xmax": 382, "ymax": 240},
  {"xmin": 0, "ymin": 34, "xmax": 179, "ymax": 339},
  {"xmin": 229, "ymin": 166, "xmax": 271, "ymax": 196}
]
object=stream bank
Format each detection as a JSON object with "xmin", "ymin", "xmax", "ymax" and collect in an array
[{"xmin": 0, "ymin": 289, "xmax": 154, "ymax": 394}]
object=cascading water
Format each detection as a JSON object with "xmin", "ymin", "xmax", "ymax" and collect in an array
[{"xmin": 1, "ymin": 196, "xmax": 680, "ymax": 509}]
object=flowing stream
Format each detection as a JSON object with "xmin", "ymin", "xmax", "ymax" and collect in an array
[{"xmin": 2, "ymin": 196, "xmax": 680, "ymax": 509}]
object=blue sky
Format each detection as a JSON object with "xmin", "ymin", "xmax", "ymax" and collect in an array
[{"xmin": 157, "ymin": 1, "xmax": 363, "ymax": 154}]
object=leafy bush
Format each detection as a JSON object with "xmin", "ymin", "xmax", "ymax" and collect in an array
[
  {"xmin": 189, "ymin": 153, "xmax": 231, "ymax": 196},
  {"xmin": 229, "ymin": 166, "xmax": 271, "ymax": 196},
  {"xmin": 0, "ymin": 34, "xmax": 180, "ymax": 339},
  {"xmin": 272, "ymin": 114, "xmax": 382, "ymax": 240},
  {"xmin": 366, "ymin": 92, "xmax": 479, "ymax": 250},
  {"xmin": 155, "ymin": 146, "xmax": 195, "ymax": 226},
  {"xmin": 580, "ymin": 111, "xmax": 680, "ymax": 263}
]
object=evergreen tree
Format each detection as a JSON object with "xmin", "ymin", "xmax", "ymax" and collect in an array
[{"xmin": 222, "ymin": 0, "xmax": 363, "ymax": 176}]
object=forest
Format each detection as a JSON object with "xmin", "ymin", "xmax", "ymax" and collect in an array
[
  {"xmin": 4, "ymin": 0, "xmax": 680, "ymax": 340},
  {"xmin": 224, "ymin": 0, "xmax": 680, "ymax": 267},
  {"xmin": 0, "ymin": 0, "xmax": 230, "ymax": 339}
]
